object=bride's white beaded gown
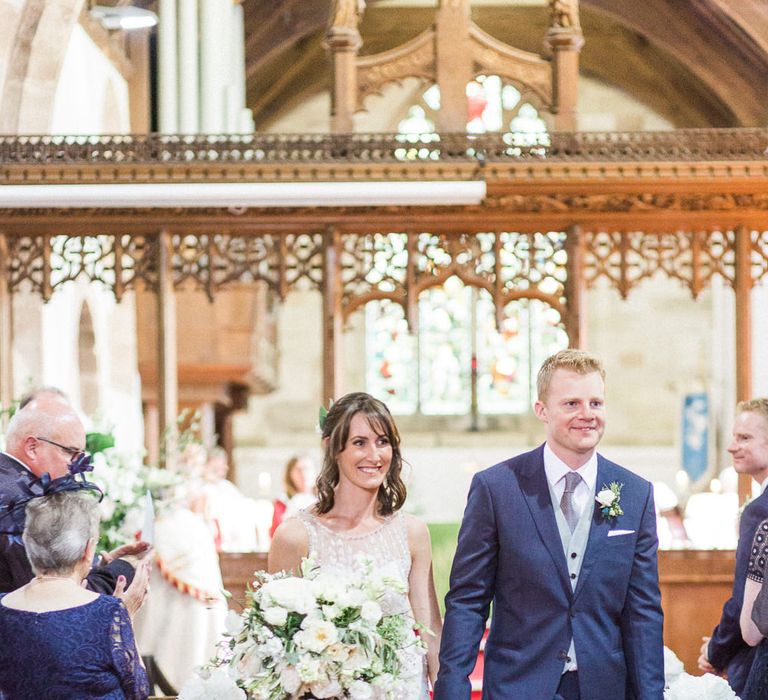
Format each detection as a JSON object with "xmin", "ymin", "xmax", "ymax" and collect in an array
[{"xmin": 296, "ymin": 509, "xmax": 430, "ymax": 699}]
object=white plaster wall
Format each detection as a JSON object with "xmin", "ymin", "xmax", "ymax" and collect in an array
[
  {"xmin": 36, "ymin": 279, "xmax": 142, "ymax": 451},
  {"xmin": 50, "ymin": 23, "xmax": 130, "ymax": 134}
]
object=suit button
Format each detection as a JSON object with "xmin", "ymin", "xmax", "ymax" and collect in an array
[
  {"xmin": 557, "ymin": 650, "xmax": 568, "ymax": 660},
  {"xmin": 570, "ymin": 552, "xmax": 577, "ymax": 559},
  {"xmin": 570, "ymin": 573, "xmax": 577, "ymax": 579}
]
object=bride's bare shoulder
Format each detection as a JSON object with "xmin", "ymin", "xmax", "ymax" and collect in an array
[{"xmin": 268, "ymin": 517, "xmax": 310, "ymax": 574}]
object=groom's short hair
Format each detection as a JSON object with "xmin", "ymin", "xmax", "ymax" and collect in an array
[
  {"xmin": 537, "ymin": 349, "xmax": 605, "ymax": 401},
  {"xmin": 737, "ymin": 398, "xmax": 768, "ymax": 427}
]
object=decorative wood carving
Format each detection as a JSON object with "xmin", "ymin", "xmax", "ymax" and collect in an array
[
  {"xmin": 549, "ymin": 0, "xmax": 581, "ymax": 30},
  {"xmin": 356, "ymin": 30, "xmax": 436, "ymax": 107},
  {"xmin": 469, "ymin": 24, "xmax": 552, "ymax": 108},
  {"xmin": 582, "ymin": 231, "xmax": 736, "ymax": 299}
]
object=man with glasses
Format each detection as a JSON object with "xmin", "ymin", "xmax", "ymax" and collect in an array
[{"xmin": 0, "ymin": 394, "xmax": 149, "ymax": 600}]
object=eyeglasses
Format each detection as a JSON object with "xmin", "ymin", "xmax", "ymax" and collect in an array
[{"xmin": 35, "ymin": 436, "xmax": 85, "ymax": 461}]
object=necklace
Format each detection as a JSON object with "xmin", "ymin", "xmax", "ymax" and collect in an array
[{"xmin": 33, "ymin": 574, "xmax": 77, "ymax": 583}]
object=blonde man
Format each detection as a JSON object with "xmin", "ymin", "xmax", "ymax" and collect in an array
[{"xmin": 435, "ymin": 349, "xmax": 664, "ymax": 700}]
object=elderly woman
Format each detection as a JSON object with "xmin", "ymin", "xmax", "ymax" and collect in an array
[{"xmin": 0, "ymin": 490, "xmax": 150, "ymax": 699}]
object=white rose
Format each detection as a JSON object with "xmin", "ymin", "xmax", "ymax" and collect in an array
[
  {"xmin": 295, "ymin": 619, "xmax": 339, "ymax": 653},
  {"xmin": 261, "ymin": 577, "xmax": 317, "ymax": 614},
  {"xmin": 263, "ymin": 635, "xmax": 284, "ymax": 657},
  {"xmin": 342, "ymin": 646, "xmax": 370, "ymax": 672},
  {"xmin": 279, "ymin": 666, "xmax": 302, "ymax": 694},
  {"xmin": 360, "ymin": 600, "xmax": 382, "ymax": 626},
  {"xmin": 263, "ymin": 606, "xmax": 289, "ymax": 626},
  {"xmin": 224, "ymin": 609, "xmax": 244, "ymax": 636},
  {"xmin": 296, "ymin": 657, "xmax": 323, "ymax": 682},
  {"xmin": 179, "ymin": 668, "xmax": 246, "ymax": 700},
  {"xmin": 596, "ymin": 489, "xmax": 616, "ymax": 507},
  {"xmin": 349, "ymin": 680, "xmax": 374, "ymax": 699},
  {"xmin": 310, "ymin": 679, "xmax": 343, "ymax": 698}
]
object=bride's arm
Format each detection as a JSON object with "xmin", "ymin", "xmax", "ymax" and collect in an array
[
  {"xmin": 406, "ymin": 515, "xmax": 443, "ymax": 686},
  {"xmin": 741, "ymin": 576, "xmax": 764, "ymax": 646},
  {"xmin": 268, "ymin": 518, "xmax": 309, "ymax": 575}
]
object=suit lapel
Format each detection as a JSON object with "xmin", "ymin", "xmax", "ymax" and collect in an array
[
  {"xmin": 518, "ymin": 446, "xmax": 572, "ymax": 597},
  {"xmin": 573, "ymin": 456, "xmax": 615, "ymax": 600}
]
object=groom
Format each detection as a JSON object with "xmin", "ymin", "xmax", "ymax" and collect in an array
[{"xmin": 434, "ymin": 349, "xmax": 664, "ymax": 700}]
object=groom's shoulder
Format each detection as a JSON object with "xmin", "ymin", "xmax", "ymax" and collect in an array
[{"xmin": 478, "ymin": 445, "xmax": 543, "ymax": 482}]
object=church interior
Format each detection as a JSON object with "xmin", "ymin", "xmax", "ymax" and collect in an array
[{"xmin": 2, "ymin": 0, "xmax": 768, "ymax": 693}]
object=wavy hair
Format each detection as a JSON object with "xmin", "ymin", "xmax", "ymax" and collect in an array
[{"xmin": 315, "ymin": 392, "xmax": 406, "ymax": 516}]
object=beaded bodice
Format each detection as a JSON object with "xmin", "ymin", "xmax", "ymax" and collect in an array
[{"xmin": 296, "ymin": 509, "xmax": 412, "ymax": 613}]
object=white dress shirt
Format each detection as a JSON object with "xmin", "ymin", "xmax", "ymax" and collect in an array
[{"xmin": 543, "ymin": 443, "xmax": 598, "ymax": 521}]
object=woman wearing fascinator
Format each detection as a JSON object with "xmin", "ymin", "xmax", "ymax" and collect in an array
[
  {"xmin": 269, "ymin": 392, "xmax": 443, "ymax": 697},
  {"xmin": 0, "ymin": 480, "xmax": 150, "ymax": 699}
]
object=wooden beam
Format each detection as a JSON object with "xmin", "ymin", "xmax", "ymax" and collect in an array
[
  {"xmin": 564, "ymin": 225, "xmax": 586, "ymax": 348},
  {"xmin": 0, "ymin": 233, "xmax": 13, "ymax": 422},
  {"xmin": 322, "ymin": 227, "xmax": 343, "ymax": 404},
  {"xmin": 734, "ymin": 225, "xmax": 752, "ymax": 503},
  {"xmin": 156, "ymin": 230, "xmax": 178, "ymax": 466}
]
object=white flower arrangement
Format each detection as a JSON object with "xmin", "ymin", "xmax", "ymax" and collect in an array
[
  {"xmin": 90, "ymin": 449, "xmax": 181, "ymax": 552},
  {"xmin": 595, "ymin": 481, "xmax": 624, "ymax": 519},
  {"xmin": 180, "ymin": 558, "xmax": 427, "ymax": 700},
  {"xmin": 664, "ymin": 672, "xmax": 738, "ymax": 700}
]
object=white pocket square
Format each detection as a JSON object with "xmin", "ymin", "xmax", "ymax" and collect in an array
[{"xmin": 607, "ymin": 529, "xmax": 635, "ymax": 537}]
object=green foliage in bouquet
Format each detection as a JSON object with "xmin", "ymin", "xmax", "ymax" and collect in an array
[
  {"xmin": 181, "ymin": 558, "xmax": 428, "ymax": 700},
  {"xmin": 86, "ymin": 431, "xmax": 116, "ymax": 455}
]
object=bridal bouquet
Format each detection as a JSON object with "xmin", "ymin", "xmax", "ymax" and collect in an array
[{"xmin": 181, "ymin": 558, "xmax": 427, "ymax": 700}]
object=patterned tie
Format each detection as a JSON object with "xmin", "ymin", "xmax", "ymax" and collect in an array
[{"xmin": 560, "ymin": 471, "xmax": 582, "ymax": 533}]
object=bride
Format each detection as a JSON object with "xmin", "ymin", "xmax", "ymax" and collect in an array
[{"xmin": 269, "ymin": 392, "xmax": 442, "ymax": 696}]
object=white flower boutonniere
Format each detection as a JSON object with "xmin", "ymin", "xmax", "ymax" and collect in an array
[{"xmin": 596, "ymin": 481, "xmax": 624, "ymax": 519}]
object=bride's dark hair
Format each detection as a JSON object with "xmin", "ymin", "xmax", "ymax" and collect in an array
[{"xmin": 315, "ymin": 392, "xmax": 406, "ymax": 516}]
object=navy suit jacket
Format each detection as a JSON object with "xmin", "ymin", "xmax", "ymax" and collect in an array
[
  {"xmin": 708, "ymin": 488, "xmax": 768, "ymax": 695},
  {"xmin": 0, "ymin": 452, "xmax": 132, "ymax": 594},
  {"xmin": 434, "ymin": 445, "xmax": 665, "ymax": 700}
]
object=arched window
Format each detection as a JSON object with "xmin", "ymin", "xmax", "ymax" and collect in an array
[{"xmin": 365, "ymin": 277, "xmax": 568, "ymax": 416}]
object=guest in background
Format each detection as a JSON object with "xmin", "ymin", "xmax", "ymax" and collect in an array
[
  {"xmin": 739, "ymin": 517, "xmax": 768, "ymax": 699},
  {"xmin": 0, "ymin": 395, "xmax": 150, "ymax": 595},
  {"xmin": 700, "ymin": 398, "xmax": 768, "ymax": 696},
  {"xmin": 269, "ymin": 455, "xmax": 316, "ymax": 537},
  {"xmin": 198, "ymin": 447, "xmax": 272, "ymax": 551},
  {"xmin": 0, "ymin": 489, "xmax": 150, "ymax": 699}
]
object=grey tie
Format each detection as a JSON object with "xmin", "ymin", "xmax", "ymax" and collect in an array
[{"xmin": 560, "ymin": 472, "xmax": 582, "ymax": 533}]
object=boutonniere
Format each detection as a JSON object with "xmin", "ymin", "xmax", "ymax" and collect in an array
[{"xmin": 596, "ymin": 482, "xmax": 624, "ymax": 519}]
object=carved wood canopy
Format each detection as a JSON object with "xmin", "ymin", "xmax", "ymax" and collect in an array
[{"xmin": 1, "ymin": 129, "xmax": 767, "ymax": 323}]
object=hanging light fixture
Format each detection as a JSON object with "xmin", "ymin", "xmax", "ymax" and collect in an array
[{"xmin": 90, "ymin": 5, "xmax": 158, "ymax": 31}]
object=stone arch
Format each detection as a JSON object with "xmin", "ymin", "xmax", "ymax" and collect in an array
[{"xmin": 1, "ymin": 0, "xmax": 85, "ymax": 133}]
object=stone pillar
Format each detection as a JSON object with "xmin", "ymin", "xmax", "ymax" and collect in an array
[
  {"xmin": 200, "ymin": 0, "xmax": 226, "ymax": 133},
  {"xmin": 158, "ymin": 0, "xmax": 178, "ymax": 133},
  {"xmin": 325, "ymin": 0, "xmax": 363, "ymax": 133},
  {"xmin": 229, "ymin": 1, "xmax": 249, "ymax": 133},
  {"xmin": 544, "ymin": 0, "xmax": 584, "ymax": 131},
  {"xmin": 436, "ymin": 0, "xmax": 472, "ymax": 132},
  {"xmin": 178, "ymin": 0, "xmax": 200, "ymax": 133}
]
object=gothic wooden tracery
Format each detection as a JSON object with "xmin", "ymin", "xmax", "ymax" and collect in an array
[{"xmin": 1, "ymin": 128, "xmax": 768, "ymax": 476}]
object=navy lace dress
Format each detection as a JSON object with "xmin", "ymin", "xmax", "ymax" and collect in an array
[{"xmin": 0, "ymin": 594, "xmax": 150, "ymax": 699}]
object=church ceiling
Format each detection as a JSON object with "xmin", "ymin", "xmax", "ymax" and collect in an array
[{"xmin": 241, "ymin": 0, "xmax": 768, "ymax": 129}]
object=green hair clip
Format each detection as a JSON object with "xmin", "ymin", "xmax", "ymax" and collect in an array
[{"xmin": 318, "ymin": 400, "xmax": 334, "ymax": 433}]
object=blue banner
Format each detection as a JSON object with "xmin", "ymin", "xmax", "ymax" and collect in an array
[{"xmin": 682, "ymin": 393, "xmax": 709, "ymax": 483}]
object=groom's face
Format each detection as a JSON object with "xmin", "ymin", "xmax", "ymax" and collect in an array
[{"xmin": 534, "ymin": 369, "xmax": 606, "ymax": 467}]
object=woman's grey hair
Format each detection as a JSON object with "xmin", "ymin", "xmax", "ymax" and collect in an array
[{"xmin": 23, "ymin": 491, "xmax": 100, "ymax": 576}]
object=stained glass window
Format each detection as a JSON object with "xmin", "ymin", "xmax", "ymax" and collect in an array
[
  {"xmin": 365, "ymin": 278, "xmax": 568, "ymax": 416},
  {"xmin": 365, "ymin": 300, "xmax": 418, "ymax": 414}
]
